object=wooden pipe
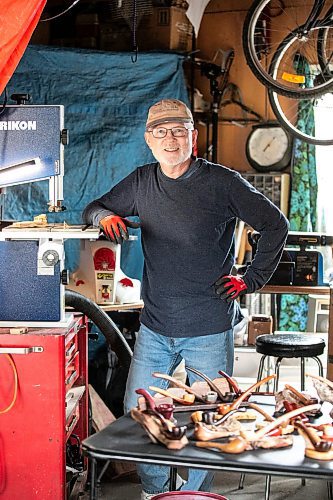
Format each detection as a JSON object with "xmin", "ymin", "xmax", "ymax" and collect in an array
[
  {"xmin": 131, "ymin": 408, "xmax": 188, "ymax": 449},
  {"xmin": 246, "ymin": 402, "xmax": 274, "ymax": 422},
  {"xmin": 152, "ymin": 372, "xmax": 206, "ymax": 402},
  {"xmin": 218, "ymin": 369, "xmax": 242, "ymax": 395},
  {"xmin": 149, "ymin": 385, "xmax": 195, "ymax": 405},
  {"xmin": 295, "ymin": 421, "xmax": 333, "ymax": 460},
  {"xmin": 218, "ymin": 374, "xmax": 276, "ymax": 415},
  {"xmin": 194, "ymin": 419, "xmax": 241, "ymax": 441},
  {"xmin": 136, "ymin": 388, "xmax": 157, "ymax": 411},
  {"xmin": 284, "ymin": 384, "xmax": 312, "ymax": 405},
  {"xmin": 186, "ymin": 366, "xmax": 226, "ymax": 401},
  {"xmin": 135, "ymin": 388, "xmax": 177, "ymax": 435},
  {"xmin": 254, "ymin": 403, "xmax": 320, "ymax": 440},
  {"xmin": 196, "ymin": 437, "xmax": 248, "ymax": 454}
]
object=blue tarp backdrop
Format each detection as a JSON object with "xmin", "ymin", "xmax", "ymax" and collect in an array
[{"xmin": 4, "ymin": 45, "xmax": 189, "ymax": 278}]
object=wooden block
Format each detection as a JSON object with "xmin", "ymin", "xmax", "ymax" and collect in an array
[
  {"xmin": 89, "ymin": 384, "xmax": 116, "ymax": 432},
  {"xmin": 88, "ymin": 384, "xmax": 137, "ymax": 480},
  {"xmin": 9, "ymin": 327, "xmax": 28, "ymax": 335}
]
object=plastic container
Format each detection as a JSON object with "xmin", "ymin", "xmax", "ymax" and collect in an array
[{"xmin": 152, "ymin": 492, "xmax": 228, "ymax": 500}]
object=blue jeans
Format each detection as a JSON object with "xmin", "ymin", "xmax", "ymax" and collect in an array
[{"xmin": 124, "ymin": 323, "xmax": 234, "ymax": 495}]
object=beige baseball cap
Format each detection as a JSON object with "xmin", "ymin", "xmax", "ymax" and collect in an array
[{"xmin": 146, "ymin": 99, "xmax": 194, "ymax": 129}]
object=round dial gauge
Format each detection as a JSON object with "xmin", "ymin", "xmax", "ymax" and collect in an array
[{"xmin": 246, "ymin": 123, "xmax": 293, "ymax": 172}]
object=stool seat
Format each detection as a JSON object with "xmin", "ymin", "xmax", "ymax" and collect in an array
[{"xmin": 256, "ymin": 334, "xmax": 325, "ymax": 358}]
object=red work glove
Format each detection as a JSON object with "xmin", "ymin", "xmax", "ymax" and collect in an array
[
  {"xmin": 99, "ymin": 215, "xmax": 140, "ymax": 244},
  {"xmin": 214, "ymin": 275, "xmax": 248, "ymax": 302}
]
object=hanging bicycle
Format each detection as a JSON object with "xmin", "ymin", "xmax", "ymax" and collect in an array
[{"xmin": 242, "ymin": 0, "xmax": 333, "ymax": 98}]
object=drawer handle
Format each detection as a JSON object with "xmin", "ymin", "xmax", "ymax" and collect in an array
[{"xmin": 0, "ymin": 347, "xmax": 43, "ymax": 354}]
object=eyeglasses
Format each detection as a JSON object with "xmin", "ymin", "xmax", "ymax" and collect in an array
[{"xmin": 148, "ymin": 126, "xmax": 193, "ymax": 139}]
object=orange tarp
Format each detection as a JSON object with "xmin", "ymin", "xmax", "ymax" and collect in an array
[{"xmin": 0, "ymin": 0, "xmax": 46, "ymax": 95}]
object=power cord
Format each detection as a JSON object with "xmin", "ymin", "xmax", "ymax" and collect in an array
[{"xmin": 0, "ymin": 354, "xmax": 18, "ymax": 414}]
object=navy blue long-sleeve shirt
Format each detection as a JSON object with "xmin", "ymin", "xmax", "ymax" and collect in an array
[{"xmin": 83, "ymin": 159, "xmax": 289, "ymax": 337}]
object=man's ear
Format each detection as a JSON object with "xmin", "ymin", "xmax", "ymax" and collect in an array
[
  {"xmin": 144, "ymin": 131, "xmax": 152, "ymax": 149},
  {"xmin": 192, "ymin": 129, "xmax": 198, "ymax": 147}
]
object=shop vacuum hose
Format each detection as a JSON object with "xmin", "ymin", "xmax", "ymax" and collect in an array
[{"xmin": 65, "ymin": 289, "xmax": 133, "ymax": 369}]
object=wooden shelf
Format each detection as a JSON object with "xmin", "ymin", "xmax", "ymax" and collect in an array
[
  {"xmin": 99, "ymin": 301, "xmax": 144, "ymax": 312},
  {"xmin": 259, "ymin": 285, "xmax": 331, "ymax": 295}
]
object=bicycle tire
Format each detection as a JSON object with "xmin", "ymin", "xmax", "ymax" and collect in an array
[
  {"xmin": 318, "ymin": 25, "xmax": 333, "ymax": 77},
  {"xmin": 243, "ymin": 0, "xmax": 333, "ymax": 97},
  {"xmin": 268, "ymin": 88, "xmax": 333, "ymax": 145}
]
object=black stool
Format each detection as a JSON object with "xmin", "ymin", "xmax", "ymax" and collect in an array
[{"xmin": 256, "ymin": 333, "xmax": 325, "ymax": 392}]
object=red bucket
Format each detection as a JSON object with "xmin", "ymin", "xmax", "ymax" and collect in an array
[{"xmin": 152, "ymin": 493, "xmax": 228, "ymax": 500}]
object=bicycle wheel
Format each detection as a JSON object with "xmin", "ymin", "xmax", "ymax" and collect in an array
[
  {"xmin": 243, "ymin": 0, "xmax": 333, "ymax": 97},
  {"xmin": 268, "ymin": 88, "xmax": 333, "ymax": 145}
]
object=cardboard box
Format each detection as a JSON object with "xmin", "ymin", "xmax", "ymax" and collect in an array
[
  {"xmin": 139, "ymin": 6, "xmax": 193, "ymax": 52},
  {"xmin": 247, "ymin": 314, "xmax": 273, "ymax": 345}
]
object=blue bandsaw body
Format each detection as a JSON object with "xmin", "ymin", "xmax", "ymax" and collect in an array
[
  {"xmin": 0, "ymin": 104, "xmax": 99, "ymax": 326},
  {"xmin": 0, "ymin": 240, "xmax": 61, "ymax": 321}
]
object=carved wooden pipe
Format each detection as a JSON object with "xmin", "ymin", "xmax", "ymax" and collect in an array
[
  {"xmin": 148, "ymin": 385, "xmax": 195, "ymax": 405},
  {"xmin": 152, "ymin": 372, "xmax": 206, "ymax": 402},
  {"xmin": 218, "ymin": 374, "xmax": 276, "ymax": 415},
  {"xmin": 246, "ymin": 402, "xmax": 275, "ymax": 422},
  {"xmin": 202, "ymin": 408, "xmax": 244, "ymax": 426},
  {"xmin": 295, "ymin": 421, "xmax": 333, "ymax": 460},
  {"xmin": 253, "ymin": 403, "xmax": 320, "ymax": 440},
  {"xmin": 284, "ymin": 384, "xmax": 313, "ymax": 405},
  {"xmin": 135, "ymin": 388, "xmax": 186, "ymax": 439},
  {"xmin": 185, "ymin": 366, "xmax": 226, "ymax": 401},
  {"xmin": 196, "ymin": 436, "xmax": 248, "ymax": 454},
  {"xmin": 218, "ymin": 369, "xmax": 242, "ymax": 395}
]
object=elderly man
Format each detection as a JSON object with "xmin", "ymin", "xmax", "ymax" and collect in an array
[{"xmin": 83, "ymin": 98, "xmax": 289, "ymax": 498}]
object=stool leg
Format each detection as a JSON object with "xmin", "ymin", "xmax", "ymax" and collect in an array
[
  {"xmin": 274, "ymin": 358, "xmax": 283, "ymax": 393},
  {"xmin": 312, "ymin": 356, "xmax": 324, "ymax": 377},
  {"xmin": 169, "ymin": 466, "xmax": 177, "ymax": 490},
  {"xmin": 257, "ymin": 355, "xmax": 267, "ymax": 383},
  {"xmin": 301, "ymin": 357, "xmax": 305, "ymax": 391},
  {"xmin": 238, "ymin": 473, "xmax": 245, "ymax": 490},
  {"xmin": 265, "ymin": 474, "xmax": 271, "ymax": 500}
]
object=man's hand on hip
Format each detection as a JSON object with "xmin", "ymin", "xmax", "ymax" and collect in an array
[
  {"xmin": 214, "ymin": 275, "xmax": 248, "ymax": 302},
  {"xmin": 99, "ymin": 215, "xmax": 140, "ymax": 244}
]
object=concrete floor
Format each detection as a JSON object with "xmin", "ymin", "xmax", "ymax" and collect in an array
[{"xmin": 83, "ymin": 468, "xmax": 330, "ymax": 499}]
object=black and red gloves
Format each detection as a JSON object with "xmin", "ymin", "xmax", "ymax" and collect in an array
[
  {"xmin": 99, "ymin": 215, "xmax": 140, "ymax": 244},
  {"xmin": 214, "ymin": 275, "xmax": 248, "ymax": 302}
]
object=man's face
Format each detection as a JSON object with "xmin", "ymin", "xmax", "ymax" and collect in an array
[{"xmin": 145, "ymin": 122, "xmax": 198, "ymax": 167}]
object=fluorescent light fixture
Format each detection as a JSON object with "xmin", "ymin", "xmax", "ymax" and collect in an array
[{"xmin": 0, "ymin": 157, "xmax": 43, "ymax": 188}]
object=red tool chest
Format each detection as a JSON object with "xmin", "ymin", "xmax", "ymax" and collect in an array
[{"xmin": 0, "ymin": 314, "xmax": 88, "ymax": 499}]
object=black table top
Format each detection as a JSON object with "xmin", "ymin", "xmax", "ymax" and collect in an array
[{"xmin": 82, "ymin": 398, "xmax": 333, "ymax": 480}]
